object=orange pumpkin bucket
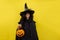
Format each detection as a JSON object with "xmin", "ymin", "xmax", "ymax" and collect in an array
[{"xmin": 16, "ymin": 29, "xmax": 25, "ymax": 37}]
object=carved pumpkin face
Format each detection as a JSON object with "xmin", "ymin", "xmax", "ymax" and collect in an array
[{"xmin": 16, "ymin": 29, "xmax": 25, "ymax": 37}]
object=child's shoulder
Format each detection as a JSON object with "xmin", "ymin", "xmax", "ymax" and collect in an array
[{"xmin": 32, "ymin": 20, "xmax": 36, "ymax": 23}]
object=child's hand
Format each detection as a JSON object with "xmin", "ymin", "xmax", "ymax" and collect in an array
[{"xmin": 18, "ymin": 24, "xmax": 22, "ymax": 29}]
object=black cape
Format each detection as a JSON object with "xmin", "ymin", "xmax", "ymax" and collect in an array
[{"xmin": 16, "ymin": 20, "xmax": 38, "ymax": 40}]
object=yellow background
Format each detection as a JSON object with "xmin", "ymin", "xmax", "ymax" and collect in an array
[{"xmin": 0, "ymin": 0, "xmax": 60, "ymax": 40}]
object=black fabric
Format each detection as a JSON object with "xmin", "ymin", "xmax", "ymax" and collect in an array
[
  {"xmin": 20, "ymin": 9, "xmax": 34, "ymax": 16},
  {"xmin": 16, "ymin": 20, "xmax": 38, "ymax": 40}
]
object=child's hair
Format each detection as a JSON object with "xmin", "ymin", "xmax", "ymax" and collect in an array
[{"xmin": 18, "ymin": 13, "xmax": 36, "ymax": 24}]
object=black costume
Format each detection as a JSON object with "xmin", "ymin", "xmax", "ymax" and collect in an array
[{"xmin": 16, "ymin": 3, "xmax": 38, "ymax": 40}]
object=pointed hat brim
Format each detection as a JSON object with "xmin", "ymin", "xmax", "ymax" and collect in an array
[{"xmin": 20, "ymin": 9, "xmax": 34, "ymax": 16}]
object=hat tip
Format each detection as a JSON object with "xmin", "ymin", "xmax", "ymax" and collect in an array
[{"xmin": 25, "ymin": 3, "xmax": 28, "ymax": 9}]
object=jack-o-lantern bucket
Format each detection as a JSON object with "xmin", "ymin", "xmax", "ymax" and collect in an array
[{"xmin": 16, "ymin": 29, "xmax": 25, "ymax": 37}]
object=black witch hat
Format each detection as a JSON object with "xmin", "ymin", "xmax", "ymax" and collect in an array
[{"xmin": 20, "ymin": 3, "xmax": 35, "ymax": 16}]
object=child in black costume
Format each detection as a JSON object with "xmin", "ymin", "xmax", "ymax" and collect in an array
[{"xmin": 16, "ymin": 3, "xmax": 38, "ymax": 40}]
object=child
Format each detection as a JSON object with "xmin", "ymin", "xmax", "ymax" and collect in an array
[{"xmin": 16, "ymin": 3, "xmax": 38, "ymax": 40}]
